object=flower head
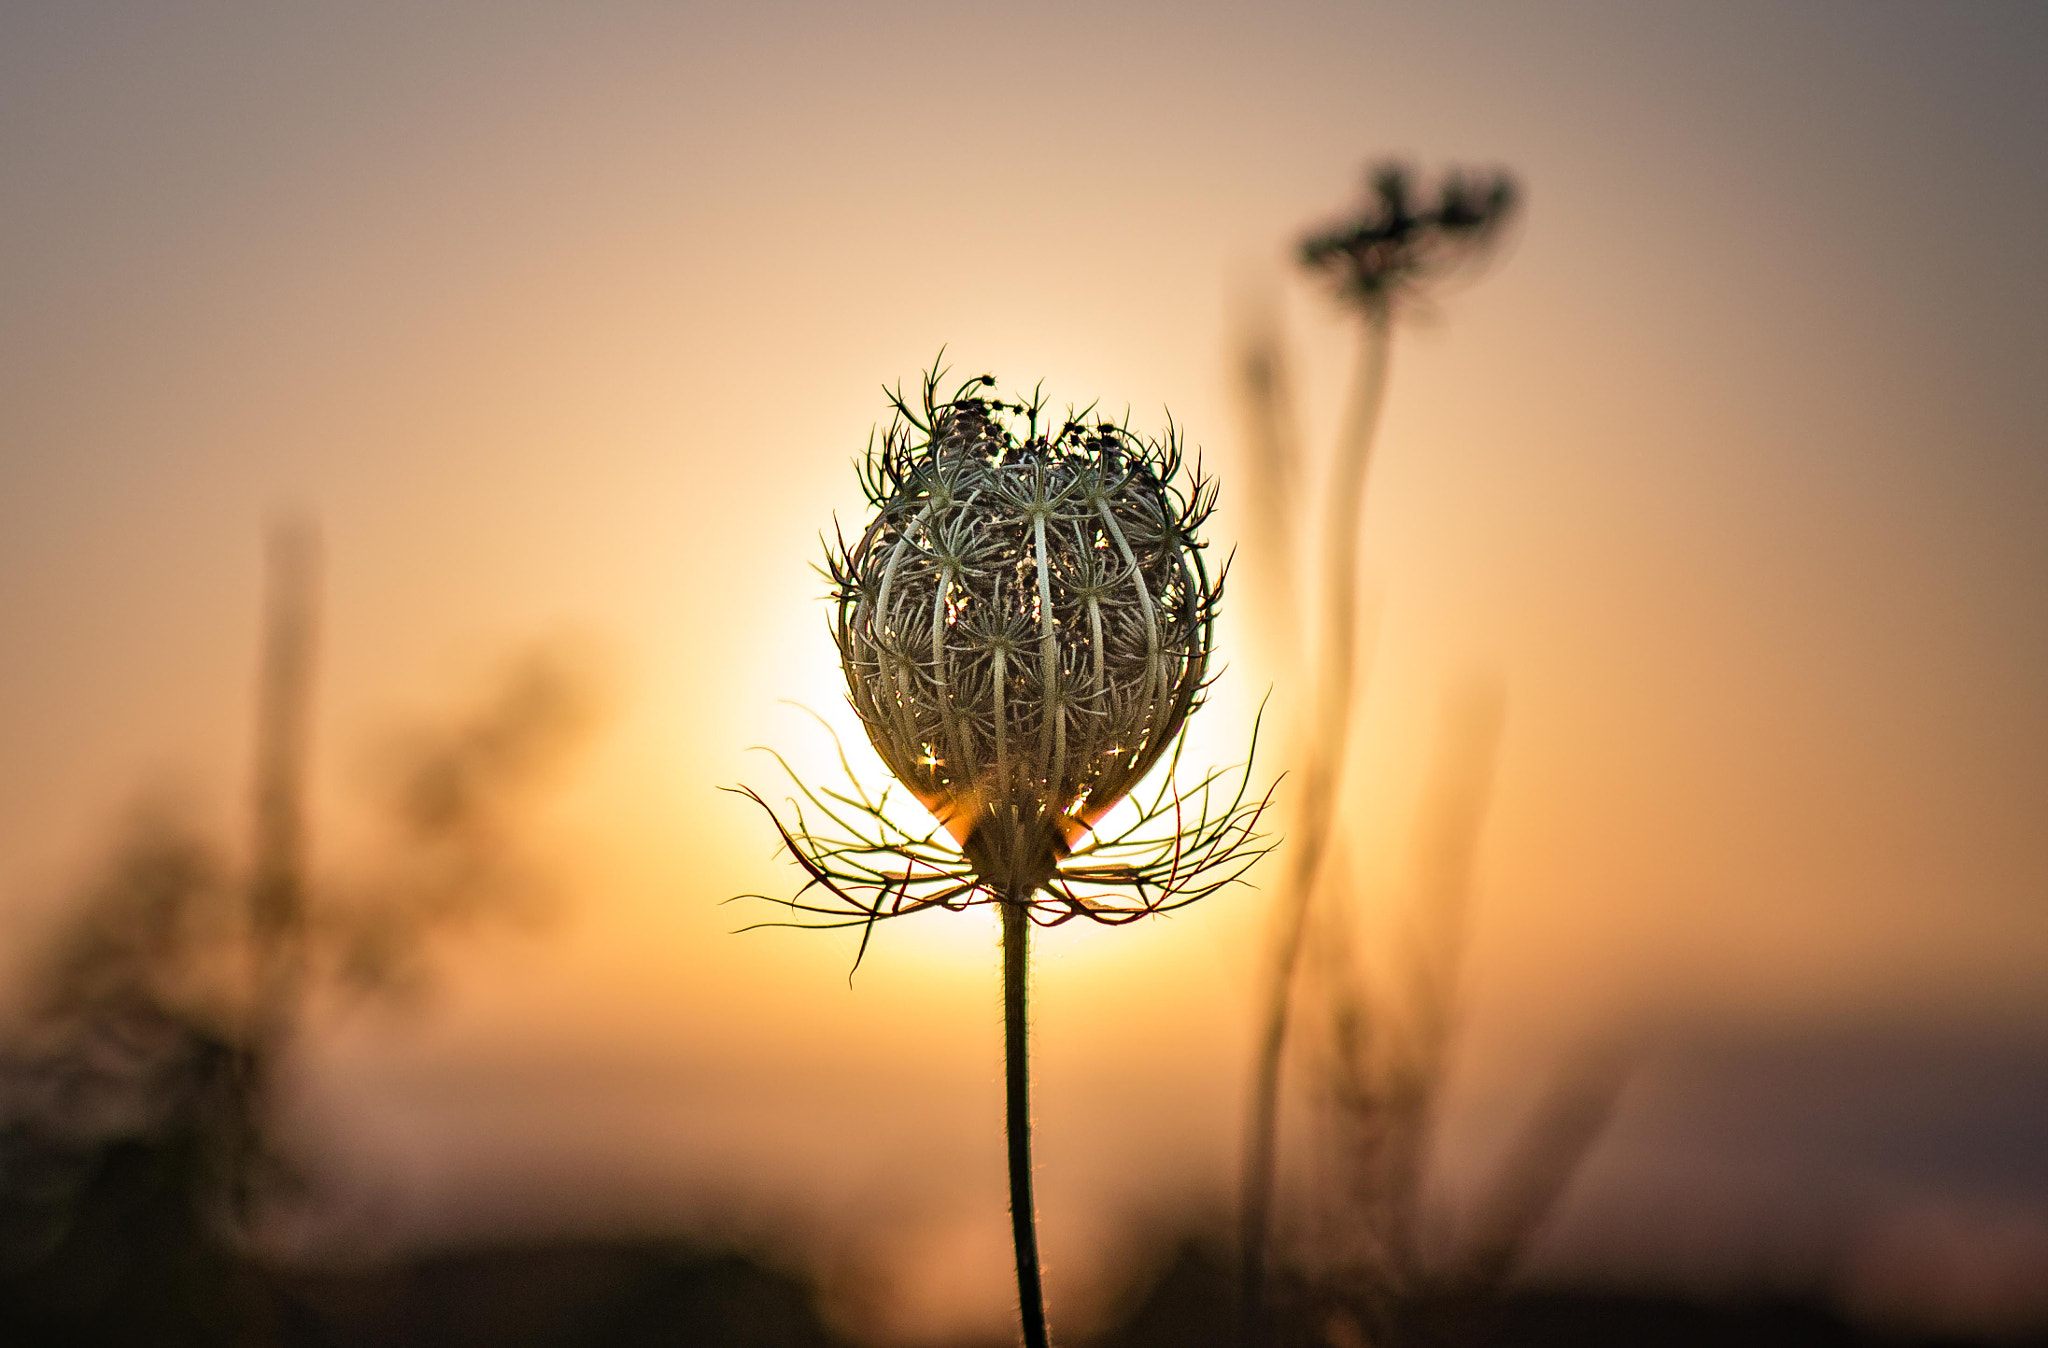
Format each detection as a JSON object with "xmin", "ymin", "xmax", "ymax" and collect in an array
[
  {"xmin": 736, "ymin": 365, "xmax": 1271, "ymax": 953},
  {"xmin": 1300, "ymin": 162, "xmax": 1519, "ymax": 310}
]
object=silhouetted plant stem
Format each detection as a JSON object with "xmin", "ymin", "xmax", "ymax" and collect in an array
[
  {"xmin": 1312, "ymin": 298, "xmax": 1392, "ymax": 796},
  {"xmin": 1236, "ymin": 292, "xmax": 1305, "ymax": 663},
  {"xmin": 237, "ymin": 517, "xmax": 320, "ymax": 1226},
  {"xmin": 1003, "ymin": 897, "xmax": 1051, "ymax": 1348},
  {"xmin": 1240, "ymin": 300, "xmax": 1392, "ymax": 1343},
  {"xmin": 250, "ymin": 519, "xmax": 320, "ymax": 1039}
]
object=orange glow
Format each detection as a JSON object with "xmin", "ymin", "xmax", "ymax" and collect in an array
[{"xmin": 3, "ymin": 3, "xmax": 2046, "ymax": 1340}]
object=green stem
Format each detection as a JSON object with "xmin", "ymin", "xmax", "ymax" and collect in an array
[{"xmin": 1004, "ymin": 899, "xmax": 1051, "ymax": 1348}]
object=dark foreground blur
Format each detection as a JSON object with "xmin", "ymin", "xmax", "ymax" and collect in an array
[{"xmin": 5, "ymin": 1224, "xmax": 2043, "ymax": 1348}]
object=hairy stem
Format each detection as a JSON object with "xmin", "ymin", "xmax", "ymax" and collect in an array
[
  {"xmin": 1240, "ymin": 300, "xmax": 1392, "ymax": 1343},
  {"xmin": 1004, "ymin": 898, "xmax": 1051, "ymax": 1348}
]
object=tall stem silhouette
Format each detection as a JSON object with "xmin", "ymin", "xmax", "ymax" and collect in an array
[
  {"xmin": 1235, "ymin": 160, "xmax": 1517, "ymax": 1341},
  {"xmin": 250, "ymin": 518, "xmax": 320, "ymax": 1037},
  {"xmin": 1003, "ymin": 899, "xmax": 1051, "ymax": 1348},
  {"xmin": 236, "ymin": 518, "xmax": 320, "ymax": 1225},
  {"xmin": 1239, "ymin": 302, "xmax": 1391, "ymax": 1341}
]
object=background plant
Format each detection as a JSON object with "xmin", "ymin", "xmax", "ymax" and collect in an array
[
  {"xmin": 1232, "ymin": 162, "xmax": 1627, "ymax": 1346},
  {"xmin": 0, "ymin": 522, "xmax": 601, "ymax": 1341}
]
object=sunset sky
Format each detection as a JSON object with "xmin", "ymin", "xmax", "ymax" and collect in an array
[{"xmin": 3, "ymin": 2, "xmax": 2045, "ymax": 1339}]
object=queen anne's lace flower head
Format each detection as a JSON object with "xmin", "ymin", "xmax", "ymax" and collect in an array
[
  {"xmin": 834, "ymin": 373, "xmax": 1219, "ymax": 895},
  {"xmin": 737, "ymin": 365, "xmax": 1270, "ymax": 950}
]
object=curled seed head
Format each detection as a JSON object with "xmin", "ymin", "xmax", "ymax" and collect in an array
[{"xmin": 831, "ymin": 369, "xmax": 1222, "ymax": 898}]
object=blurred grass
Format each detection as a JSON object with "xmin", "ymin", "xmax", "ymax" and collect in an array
[{"xmin": 0, "ymin": 524, "xmax": 605, "ymax": 1343}]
